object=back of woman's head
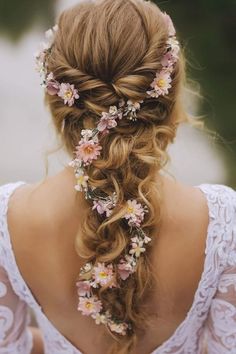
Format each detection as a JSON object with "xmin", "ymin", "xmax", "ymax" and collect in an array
[{"xmin": 43, "ymin": 0, "xmax": 187, "ymax": 352}]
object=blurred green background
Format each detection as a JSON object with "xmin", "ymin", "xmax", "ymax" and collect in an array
[{"xmin": 0, "ymin": 0, "xmax": 235, "ymax": 187}]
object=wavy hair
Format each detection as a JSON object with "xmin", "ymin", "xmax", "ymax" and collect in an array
[{"xmin": 46, "ymin": 0, "xmax": 188, "ymax": 352}]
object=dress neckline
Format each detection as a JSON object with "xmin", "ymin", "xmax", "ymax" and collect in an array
[{"xmin": 2, "ymin": 181, "xmax": 215, "ymax": 354}]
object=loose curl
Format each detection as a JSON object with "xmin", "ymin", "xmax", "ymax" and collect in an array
[{"xmin": 46, "ymin": 0, "xmax": 188, "ymax": 352}]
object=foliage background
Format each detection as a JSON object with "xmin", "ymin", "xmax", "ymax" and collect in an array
[{"xmin": 155, "ymin": 0, "xmax": 236, "ymax": 186}]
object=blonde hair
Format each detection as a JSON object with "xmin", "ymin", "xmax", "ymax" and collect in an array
[{"xmin": 46, "ymin": 0, "xmax": 188, "ymax": 352}]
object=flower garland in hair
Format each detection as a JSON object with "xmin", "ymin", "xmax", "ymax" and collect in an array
[
  {"xmin": 146, "ymin": 13, "xmax": 180, "ymax": 98},
  {"xmin": 35, "ymin": 11, "xmax": 179, "ymax": 336}
]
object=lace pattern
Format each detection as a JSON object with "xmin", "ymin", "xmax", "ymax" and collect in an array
[{"xmin": 0, "ymin": 182, "xmax": 235, "ymax": 354}]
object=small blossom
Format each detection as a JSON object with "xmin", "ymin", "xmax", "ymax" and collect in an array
[
  {"xmin": 81, "ymin": 129, "xmax": 94, "ymax": 140},
  {"xmin": 58, "ymin": 83, "xmax": 80, "ymax": 106},
  {"xmin": 92, "ymin": 194, "xmax": 116, "ymax": 217},
  {"xmin": 147, "ymin": 70, "xmax": 172, "ymax": 98},
  {"xmin": 117, "ymin": 259, "xmax": 134, "ymax": 280},
  {"xmin": 35, "ymin": 50, "xmax": 47, "ymax": 74},
  {"xmin": 78, "ymin": 295, "xmax": 102, "ymax": 316},
  {"xmin": 124, "ymin": 100, "xmax": 143, "ymax": 121},
  {"xmin": 167, "ymin": 37, "xmax": 180, "ymax": 61},
  {"xmin": 80, "ymin": 263, "xmax": 93, "ymax": 275},
  {"xmin": 44, "ymin": 25, "xmax": 58, "ymax": 48},
  {"xmin": 76, "ymin": 281, "xmax": 91, "ymax": 297},
  {"xmin": 75, "ymin": 172, "xmax": 89, "ymax": 192},
  {"xmin": 97, "ymin": 112, "xmax": 118, "ymax": 132},
  {"xmin": 45, "ymin": 72, "xmax": 60, "ymax": 95},
  {"xmin": 144, "ymin": 235, "xmax": 152, "ymax": 244},
  {"xmin": 93, "ymin": 263, "xmax": 115, "ymax": 287},
  {"xmin": 108, "ymin": 321, "xmax": 129, "ymax": 336},
  {"xmin": 92, "ymin": 313, "xmax": 108, "ymax": 325},
  {"xmin": 124, "ymin": 200, "xmax": 147, "ymax": 227},
  {"xmin": 75, "ymin": 140, "xmax": 102, "ymax": 164},
  {"xmin": 129, "ymin": 240, "xmax": 146, "ymax": 258}
]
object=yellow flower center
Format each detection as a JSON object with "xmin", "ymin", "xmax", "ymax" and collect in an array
[
  {"xmin": 77, "ymin": 176, "xmax": 85, "ymax": 184},
  {"xmin": 85, "ymin": 301, "xmax": 94, "ymax": 310},
  {"xmin": 64, "ymin": 90, "xmax": 73, "ymax": 99},
  {"xmin": 84, "ymin": 146, "xmax": 95, "ymax": 154},
  {"xmin": 157, "ymin": 79, "xmax": 166, "ymax": 88},
  {"xmin": 99, "ymin": 271, "xmax": 108, "ymax": 279},
  {"xmin": 127, "ymin": 206, "xmax": 134, "ymax": 214}
]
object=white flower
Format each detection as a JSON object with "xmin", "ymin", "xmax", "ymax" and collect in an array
[
  {"xmin": 92, "ymin": 313, "xmax": 108, "ymax": 325},
  {"xmin": 75, "ymin": 172, "xmax": 89, "ymax": 192},
  {"xmin": 144, "ymin": 235, "xmax": 152, "ymax": 244},
  {"xmin": 129, "ymin": 240, "xmax": 146, "ymax": 258},
  {"xmin": 81, "ymin": 129, "xmax": 94, "ymax": 141}
]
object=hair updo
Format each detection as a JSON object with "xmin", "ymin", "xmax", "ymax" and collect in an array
[{"xmin": 45, "ymin": 0, "xmax": 188, "ymax": 353}]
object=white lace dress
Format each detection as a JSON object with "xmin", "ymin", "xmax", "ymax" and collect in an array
[{"xmin": 0, "ymin": 182, "xmax": 235, "ymax": 354}]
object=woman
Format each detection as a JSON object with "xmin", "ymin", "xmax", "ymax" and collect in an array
[{"xmin": 0, "ymin": 0, "xmax": 235, "ymax": 353}]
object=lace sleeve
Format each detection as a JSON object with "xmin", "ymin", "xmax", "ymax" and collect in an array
[
  {"xmin": 204, "ymin": 187, "xmax": 236, "ymax": 353},
  {"xmin": 204, "ymin": 267, "xmax": 236, "ymax": 353},
  {"xmin": 0, "ymin": 265, "xmax": 33, "ymax": 353}
]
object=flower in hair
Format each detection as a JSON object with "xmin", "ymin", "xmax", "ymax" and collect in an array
[
  {"xmin": 76, "ymin": 281, "xmax": 91, "ymax": 297},
  {"xmin": 81, "ymin": 129, "xmax": 94, "ymax": 140},
  {"xmin": 92, "ymin": 313, "xmax": 108, "ymax": 325},
  {"xmin": 75, "ymin": 172, "xmax": 89, "ymax": 192},
  {"xmin": 45, "ymin": 73, "xmax": 60, "ymax": 95},
  {"xmin": 124, "ymin": 199, "xmax": 147, "ymax": 227},
  {"xmin": 93, "ymin": 263, "xmax": 115, "ymax": 288},
  {"xmin": 97, "ymin": 111, "xmax": 118, "ymax": 132},
  {"xmin": 108, "ymin": 321, "xmax": 129, "ymax": 336},
  {"xmin": 44, "ymin": 25, "xmax": 59, "ymax": 48},
  {"xmin": 78, "ymin": 295, "xmax": 102, "ymax": 316},
  {"xmin": 76, "ymin": 140, "xmax": 102, "ymax": 165},
  {"xmin": 123, "ymin": 100, "xmax": 143, "ymax": 121},
  {"xmin": 129, "ymin": 239, "xmax": 146, "ymax": 258},
  {"xmin": 58, "ymin": 83, "xmax": 80, "ymax": 107},
  {"xmin": 146, "ymin": 12, "xmax": 179, "ymax": 99},
  {"xmin": 35, "ymin": 25, "xmax": 58, "ymax": 82},
  {"xmin": 117, "ymin": 259, "xmax": 135, "ymax": 280},
  {"xmin": 92, "ymin": 193, "xmax": 117, "ymax": 217},
  {"xmin": 147, "ymin": 70, "xmax": 172, "ymax": 98}
]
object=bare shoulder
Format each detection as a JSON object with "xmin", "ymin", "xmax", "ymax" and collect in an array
[{"xmin": 153, "ymin": 177, "xmax": 210, "ymax": 301}]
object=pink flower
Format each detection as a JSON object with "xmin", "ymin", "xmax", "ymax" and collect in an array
[
  {"xmin": 76, "ymin": 281, "xmax": 91, "ymax": 297},
  {"xmin": 162, "ymin": 12, "xmax": 176, "ymax": 37},
  {"xmin": 117, "ymin": 259, "xmax": 134, "ymax": 280},
  {"xmin": 161, "ymin": 51, "xmax": 175, "ymax": 68},
  {"xmin": 58, "ymin": 83, "xmax": 80, "ymax": 106},
  {"xmin": 93, "ymin": 263, "xmax": 115, "ymax": 287},
  {"xmin": 45, "ymin": 72, "xmax": 60, "ymax": 95},
  {"xmin": 92, "ymin": 200, "xmax": 107, "ymax": 215},
  {"xmin": 167, "ymin": 37, "xmax": 180, "ymax": 62},
  {"xmin": 147, "ymin": 70, "xmax": 172, "ymax": 98},
  {"xmin": 97, "ymin": 112, "xmax": 118, "ymax": 132},
  {"xmin": 92, "ymin": 195, "xmax": 116, "ymax": 217},
  {"xmin": 77, "ymin": 295, "xmax": 102, "ymax": 316},
  {"xmin": 124, "ymin": 200, "xmax": 147, "ymax": 227},
  {"xmin": 75, "ymin": 140, "xmax": 102, "ymax": 164}
]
